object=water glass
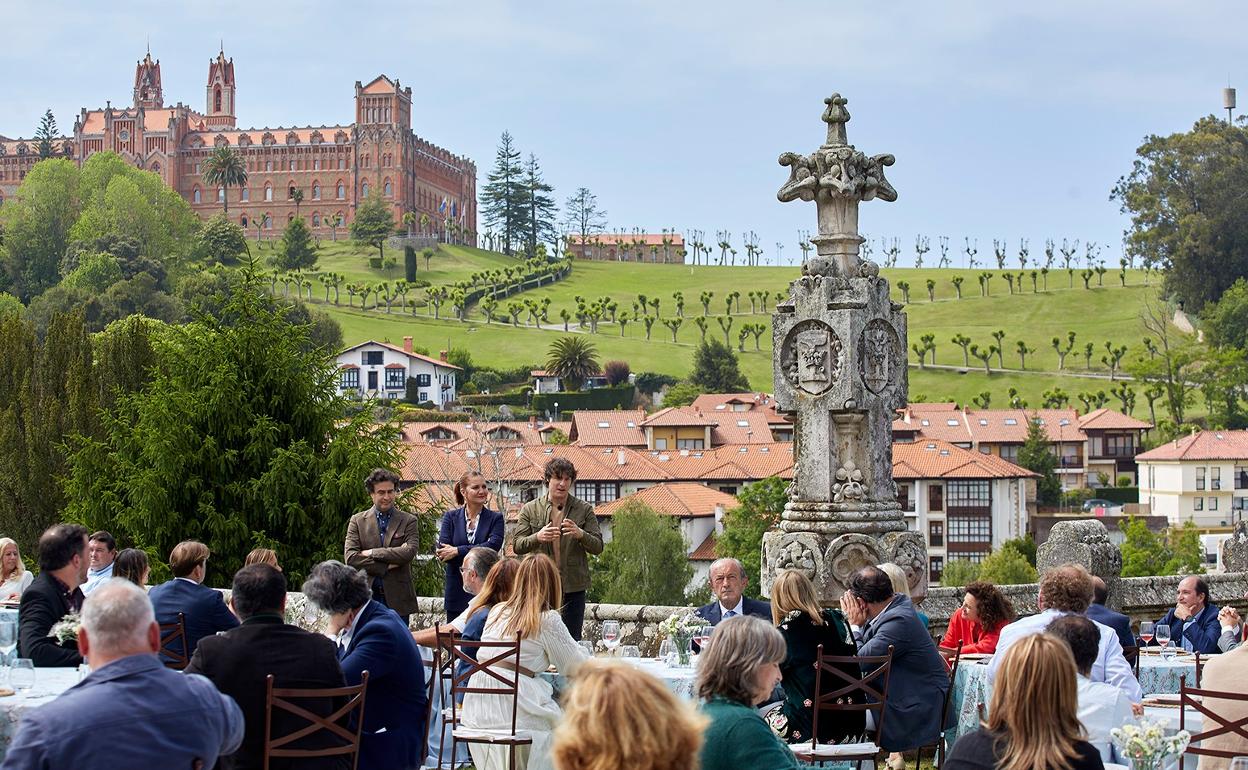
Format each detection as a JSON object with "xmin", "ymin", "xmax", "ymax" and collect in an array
[
  {"xmin": 10, "ymin": 659, "xmax": 34, "ymax": 693},
  {"xmin": 619, "ymin": 645, "xmax": 640, "ymax": 659},
  {"xmin": 1156, "ymin": 624, "xmax": 1172, "ymax": 657},
  {"xmin": 1227, "ymin": 757, "xmax": 1248, "ymax": 770},
  {"xmin": 602, "ymin": 620, "xmax": 621, "ymax": 654},
  {"xmin": 578, "ymin": 641, "xmax": 595, "ymax": 658},
  {"xmin": 658, "ymin": 639, "xmax": 676, "ymax": 665}
]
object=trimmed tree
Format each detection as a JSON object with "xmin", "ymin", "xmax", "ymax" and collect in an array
[{"xmin": 350, "ymin": 194, "xmax": 396, "ymax": 261}]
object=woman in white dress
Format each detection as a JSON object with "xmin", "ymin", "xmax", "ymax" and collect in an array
[
  {"xmin": 460, "ymin": 554, "xmax": 589, "ymax": 770},
  {"xmin": 0, "ymin": 538, "xmax": 32, "ymax": 602}
]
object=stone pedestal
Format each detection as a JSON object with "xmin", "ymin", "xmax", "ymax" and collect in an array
[
  {"xmin": 1035, "ymin": 519, "xmax": 1122, "ymax": 582},
  {"xmin": 761, "ymin": 94, "xmax": 926, "ymax": 603}
]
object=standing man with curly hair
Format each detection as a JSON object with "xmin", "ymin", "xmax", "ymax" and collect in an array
[
  {"xmin": 513, "ymin": 457, "xmax": 603, "ymax": 640},
  {"xmin": 345, "ymin": 468, "xmax": 419, "ymax": 626}
]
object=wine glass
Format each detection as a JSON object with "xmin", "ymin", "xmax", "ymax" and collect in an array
[
  {"xmin": 619, "ymin": 645, "xmax": 640, "ymax": 659},
  {"xmin": 1155, "ymin": 624, "xmax": 1172, "ymax": 657},
  {"xmin": 10, "ymin": 659, "xmax": 34, "ymax": 694},
  {"xmin": 694, "ymin": 624, "xmax": 714, "ymax": 651},
  {"xmin": 578, "ymin": 641, "xmax": 595, "ymax": 658},
  {"xmin": 658, "ymin": 639, "xmax": 676, "ymax": 665},
  {"xmin": 1139, "ymin": 621, "xmax": 1155, "ymax": 646},
  {"xmin": 602, "ymin": 621, "xmax": 621, "ymax": 654},
  {"xmin": 0, "ymin": 618, "xmax": 15, "ymax": 680}
]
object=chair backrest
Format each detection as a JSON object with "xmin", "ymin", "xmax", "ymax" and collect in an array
[
  {"xmin": 158, "ymin": 612, "xmax": 189, "ymax": 670},
  {"xmin": 263, "ymin": 670, "xmax": 368, "ymax": 770},
  {"xmin": 1122, "ymin": 645, "xmax": 1140, "ymax": 678},
  {"xmin": 446, "ymin": 634, "xmax": 525, "ymax": 738},
  {"xmin": 1179, "ymin": 674, "xmax": 1248, "ymax": 763},
  {"xmin": 809, "ymin": 644, "xmax": 895, "ymax": 748},
  {"xmin": 939, "ymin": 645, "xmax": 962, "ymax": 729}
]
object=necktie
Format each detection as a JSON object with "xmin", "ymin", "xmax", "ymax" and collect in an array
[{"xmin": 725, "ymin": 609, "xmax": 737, "ymax": 619}]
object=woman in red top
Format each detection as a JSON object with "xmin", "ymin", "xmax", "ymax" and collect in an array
[{"xmin": 940, "ymin": 580, "xmax": 1015, "ymax": 654}]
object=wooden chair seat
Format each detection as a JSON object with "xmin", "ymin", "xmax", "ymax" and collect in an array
[
  {"xmin": 158, "ymin": 612, "xmax": 189, "ymax": 670},
  {"xmin": 263, "ymin": 671, "xmax": 368, "ymax": 770},
  {"xmin": 445, "ymin": 634, "xmax": 531, "ymax": 770},
  {"xmin": 795, "ymin": 644, "xmax": 895, "ymax": 767}
]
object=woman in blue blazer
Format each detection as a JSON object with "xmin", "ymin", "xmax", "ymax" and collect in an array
[{"xmin": 436, "ymin": 471, "xmax": 505, "ymax": 620}]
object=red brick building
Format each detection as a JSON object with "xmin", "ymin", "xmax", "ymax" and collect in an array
[{"xmin": 0, "ymin": 48, "xmax": 477, "ymax": 238}]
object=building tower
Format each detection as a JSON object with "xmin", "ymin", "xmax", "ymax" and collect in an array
[
  {"xmin": 205, "ymin": 48, "xmax": 236, "ymax": 129},
  {"xmin": 133, "ymin": 50, "xmax": 163, "ymax": 109}
]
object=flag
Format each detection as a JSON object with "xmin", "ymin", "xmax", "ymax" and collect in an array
[
  {"xmin": 451, "ymin": 200, "xmax": 458, "ymax": 218},
  {"xmin": 439, "ymin": 197, "xmax": 447, "ymax": 215}
]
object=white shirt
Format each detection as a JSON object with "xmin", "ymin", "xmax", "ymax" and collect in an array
[
  {"xmin": 718, "ymin": 597, "xmax": 744, "ymax": 619},
  {"xmin": 450, "ymin": 605, "xmax": 472, "ymax": 633},
  {"xmin": 1077, "ymin": 674, "xmax": 1135, "ymax": 762},
  {"xmin": 81, "ymin": 562, "xmax": 115, "ymax": 596},
  {"xmin": 335, "ymin": 603, "xmax": 369, "ymax": 652},
  {"xmin": 987, "ymin": 608, "xmax": 1143, "ymax": 702}
]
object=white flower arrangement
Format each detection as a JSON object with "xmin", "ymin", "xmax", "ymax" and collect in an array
[
  {"xmin": 1110, "ymin": 718, "xmax": 1190, "ymax": 770},
  {"xmin": 48, "ymin": 612, "xmax": 81, "ymax": 645},
  {"xmin": 659, "ymin": 609, "xmax": 704, "ymax": 639}
]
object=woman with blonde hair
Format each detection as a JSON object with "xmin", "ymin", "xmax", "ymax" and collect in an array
[
  {"xmin": 460, "ymin": 554, "xmax": 589, "ymax": 770},
  {"xmin": 944, "ymin": 633, "xmax": 1104, "ymax": 770},
  {"xmin": 0, "ymin": 538, "xmax": 32, "ymax": 601},
  {"xmin": 243, "ymin": 547, "xmax": 281, "ymax": 571},
  {"xmin": 553, "ymin": 659, "xmax": 706, "ymax": 770},
  {"xmin": 763, "ymin": 569, "xmax": 863, "ymax": 744},
  {"xmin": 698, "ymin": 615, "xmax": 803, "ymax": 770}
]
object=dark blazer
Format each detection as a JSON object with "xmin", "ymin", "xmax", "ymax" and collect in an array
[
  {"xmin": 345, "ymin": 507, "xmax": 419, "ymax": 617},
  {"xmin": 149, "ymin": 578, "xmax": 240, "ymax": 661},
  {"xmin": 855, "ymin": 594, "xmax": 950, "ymax": 752},
  {"xmin": 339, "ymin": 599, "xmax": 427, "ymax": 770},
  {"xmin": 17, "ymin": 572, "xmax": 83, "ymax": 668},
  {"xmin": 185, "ymin": 614, "xmax": 348, "ymax": 770},
  {"xmin": 696, "ymin": 597, "xmax": 773, "ymax": 626},
  {"xmin": 1156, "ymin": 602, "xmax": 1222, "ymax": 654},
  {"xmin": 1087, "ymin": 603, "xmax": 1135, "ymax": 650},
  {"xmin": 438, "ymin": 506, "xmax": 505, "ymax": 618},
  {"xmin": 777, "ymin": 608, "xmax": 865, "ymax": 744}
]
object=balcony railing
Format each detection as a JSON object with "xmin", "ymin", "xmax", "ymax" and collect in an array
[
  {"xmin": 1090, "ymin": 447, "xmax": 1138, "ymax": 459},
  {"xmin": 1236, "ymin": 472, "xmax": 1248, "ymax": 490},
  {"xmin": 1059, "ymin": 456, "xmax": 1085, "ymax": 468}
]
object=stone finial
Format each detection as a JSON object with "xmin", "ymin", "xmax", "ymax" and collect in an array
[
  {"xmin": 822, "ymin": 93, "xmax": 851, "ymax": 146},
  {"xmin": 1036, "ymin": 520, "xmax": 1122, "ymax": 581}
]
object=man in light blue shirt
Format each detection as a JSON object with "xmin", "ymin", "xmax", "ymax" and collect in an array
[
  {"xmin": 1, "ymin": 578, "xmax": 243, "ymax": 770},
  {"xmin": 81, "ymin": 530, "xmax": 116, "ymax": 597}
]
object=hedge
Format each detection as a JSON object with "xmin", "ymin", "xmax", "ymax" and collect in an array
[
  {"xmin": 1097, "ymin": 487, "xmax": 1139, "ymax": 504},
  {"xmin": 532, "ymin": 385, "xmax": 635, "ymax": 415},
  {"xmin": 395, "ymin": 408, "xmax": 470, "ymax": 422},
  {"xmin": 459, "ymin": 390, "xmax": 531, "ymax": 407}
]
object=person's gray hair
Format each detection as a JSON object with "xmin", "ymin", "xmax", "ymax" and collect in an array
[
  {"xmin": 708, "ymin": 557, "xmax": 746, "ymax": 578},
  {"xmin": 81, "ymin": 578, "xmax": 155, "ymax": 653},
  {"xmin": 465, "ymin": 547, "xmax": 500, "ymax": 579},
  {"xmin": 302, "ymin": 560, "xmax": 371, "ymax": 614},
  {"xmin": 695, "ymin": 615, "xmax": 786, "ymax": 704}
]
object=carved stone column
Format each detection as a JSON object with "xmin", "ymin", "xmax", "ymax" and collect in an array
[{"xmin": 762, "ymin": 95, "xmax": 927, "ymax": 604}]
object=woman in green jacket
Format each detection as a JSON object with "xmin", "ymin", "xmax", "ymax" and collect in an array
[
  {"xmin": 765, "ymin": 569, "xmax": 865, "ymax": 744},
  {"xmin": 696, "ymin": 615, "xmax": 802, "ymax": 770}
]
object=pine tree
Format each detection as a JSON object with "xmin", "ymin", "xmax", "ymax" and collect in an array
[
  {"xmin": 1017, "ymin": 416, "xmax": 1061, "ymax": 506},
  {"xmin": 481, "ymin": 132, "xmax": 526, "ymax": 255},
  {"xmin": 277, "ymin": 216, "xmax": 317, "ymax": 270},
  {"xmin": 35, "ymin": 110, "xmax": 58, "ymax": 159},
  {"xmin": 521, "ymin": 154, "xmax": 557, "ymax": 258},
  {"xmin": 690, "ymin": 339, "xmax": 750, "ymax": 392}
]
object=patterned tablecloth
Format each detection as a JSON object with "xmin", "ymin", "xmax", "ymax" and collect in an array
[
  {"xmin": 0, "ymin": 667, "xmax": 81, "ymax": 760},
  {"xmin": 951, "ymin": 655, "xmax": 1200, "ymax": 747},
  {"xmin": 541, "ymin": 656, "xmax": 698, "ymax": 700}
]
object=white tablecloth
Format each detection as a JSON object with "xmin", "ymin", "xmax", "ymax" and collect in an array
[
  {"xmin": 541, "ymin": 656, "xmax": 698, "ymax": 700},
  {"xmin": 0, "ymin": 667, "xmax": 81, "ymax": 760}
]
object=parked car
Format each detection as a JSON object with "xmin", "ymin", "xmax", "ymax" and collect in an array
[{"xmin": 1082, "ymin": 498, "xmax": 1120, "ymax": 512}]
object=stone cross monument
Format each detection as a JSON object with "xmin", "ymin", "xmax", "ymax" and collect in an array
[{"xmin": 761, "ymin": 94, "xmax": 928, "ymax": 603}]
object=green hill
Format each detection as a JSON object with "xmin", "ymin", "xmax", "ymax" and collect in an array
[{"xmin": 306, "ymin": 245, "xmax": 1173, "ymax": 410}]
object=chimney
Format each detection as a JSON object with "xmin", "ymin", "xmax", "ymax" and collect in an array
[
  {"xmin": 617, "ymin": 449, "xmax": 626, "ymax": 466},
  {"xmin": 439, "ymin": 350, "xmax": 449, "ymax": 362},
  {"xmin": 529, "ymin": 415, "xmax": 537, "ymax": 429},
  {"xmin": 714, "ymin": 504, "xmax": 726, "ymax": 534},
  {"xmin": 403, "ymin": 336, "xmax": 413, "ymax": 353}
]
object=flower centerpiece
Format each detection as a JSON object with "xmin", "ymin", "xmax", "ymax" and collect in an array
[
  {"xmin": 659, "ymin": 609, "xmax": 704, "ymax": 667},
  {"xmin": 48, "ymin": 612, "xmax": 81, "ymax": 646},
  {"xmin": 1110, "ymin": 717, "xmax": 1190, "ymax": 770}
]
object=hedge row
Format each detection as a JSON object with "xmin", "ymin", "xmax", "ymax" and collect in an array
[{"xmin": 532, "ymin": 385, "xmax": 635, "ymax": 415}]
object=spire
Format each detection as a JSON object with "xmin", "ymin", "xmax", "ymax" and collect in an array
[{"xmin": 133, "ymin": 47, "xmax": 163, "ymax": 109}]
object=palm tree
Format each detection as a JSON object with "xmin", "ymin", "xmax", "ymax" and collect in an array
[
  {"xmin": 291, "ymin": 188, "xmax": 304, "ymax": 218},
  {"xmin": 546, "ymin": 337, "xmax": 600, "ymax": 391},
  {"xmin": 403, "ymin": 211, "xmax": 417, "ymax": 237},
  {"xmin": 202, "ymin": 145, "xmax": 247, "ymax": 215}
]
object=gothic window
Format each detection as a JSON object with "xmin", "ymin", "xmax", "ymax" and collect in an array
[
  {"xmin": 287, "ymin": 213, "xmax": 294, "ymax": 224},
  {"xmin": 337, "ymin": 158, "xmax": 345, "ymax": 170},
  {"xmin": 384, "ymin": 179, "xmax": 392, "ymax": 197},
  {"xmin": 265, "ymin": 160, "xmax": 273, "ymax": 172},
  {"xmin": 241, "ymin": 187, "xmax": 249, "ymax": 202},
  {"xmin": 312, "ymin": 183, "xmax": 321, "ymax": 199},
  {"xmin": 193, "ymin": 188, "xmax": 201, "ymax": 204},
  {"xmin": 314, "ymin": 159, "xmax": 321, "ymax": 170},
  {"xmin": 361, "ymin": 182, "xmax": 370, "ymax": 197},
  {"xmin": 214, "ymin": 87, "xmax": 222, "ymax": 112},
  {"xmin": 312, "ymin": 213, "xmax": 321, "ymax": 226},
  {"xmin": 263, "ymin": 215, "xmax": 272, "ymax": 229},
  {"xmin": 217, "ymin": 187, "xmax": 225, "ymax": 202},
  {"xmin": 151, "ymin": 162, "xmax": 161, "ymax": 174},
  {"xmin": 288, "ymin": 185, "xmax": 296, "ymax": 199},
  {"xmin": 240, "ymin": 215, "xmax": 248, "ymax": 228},
  {"xmin": 336, "ymin": 182, "xmax": 345, "ymax": 199}
]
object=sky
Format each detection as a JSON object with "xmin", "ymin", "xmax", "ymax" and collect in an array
[{"xmin": 2, "ymin": 0, "xmax": 1245, "ymax": 267}]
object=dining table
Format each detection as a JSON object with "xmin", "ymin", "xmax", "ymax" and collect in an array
[{"xmin": 0, "ymin": 666, "xmax": 81, "ymax": 761}]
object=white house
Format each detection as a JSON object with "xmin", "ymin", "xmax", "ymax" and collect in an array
[
  {"xmin": 336, "ymin": 337, "xmax": 461, "ymax": 407},
  {"xmin": 1136, "ymin": 430, "xmax": 1248, "ymax": 526}
]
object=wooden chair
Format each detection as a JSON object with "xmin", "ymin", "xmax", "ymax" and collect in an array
[
  {"xmin": 421, "ymin": 652, "xmax": 437, "ymax": 765},
  {"xmin": 158, "ymin": 612, "xmax": 189, "ymax": 670},
  {"xmin": 915, "ymin": 644, "xmax": 962, "ymax": 769},
  {"xmin": 1122, "ymin": 644, "xmax": 1140, "ymax": 678},
  {"xmin": 432, "ymin": 628, "xmax": 465, "ymax": 769},
  {"xmin": 262, "ymin": 670, "xmax": 368, "ymax": 770},
  {"xmin": 1179, "ymin": 674, "xmax": 1248, "ymax": 768},
  {"xmin": 1195, "ymin": 652, "xmax": 1205, "ymax": 688},
  {"xmin": 447, "ymin": 635, "xmax": 532, "ymax": 770},
  {"xmin": 794, "ymin": 644, "xmax": 895, "ymax": 766}
]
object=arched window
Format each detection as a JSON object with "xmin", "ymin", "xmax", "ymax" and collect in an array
[
  {"xmin": 263, "ymin": 215, "xmax": 272, "ymax": 229},
  {"xmin": 217, "ymin": 186, "xmax": 225, "ymax": 202},
  {"xmin": 287, "ymin": 213, "xmax": 294, "ymax": 223},
  {"xmin": 314, "ymin": 159, "xmax": 321, "ymax": 170},
  {"xmin": 264, "ymin": 184, "xmax": 273, "ymax": 201},
  {"xmin": 192, "ymin": 188, "xmax": 201, "ymax": 204},
  {"xmin": 288, "ymin": 185, "xmax": 296, "ymax": 199},
  {"xmin": 361, "ymin": 181, "xmax": 370, "ymax": 198},
  {"xmin": 337, "ymin": 158, "xmax": 345, "ymax": 170},
  {"xmin": 383, "ymin": 179, "xmax": 392, "ymax": 197},
  {"xmin": 289, "ymin": 159, "xmax": 296, "ymax": 171},
  {"xmin": 241, "ymin": 215, "xmax": 248, "ymax": 228},
  {"xmin": 336, "ymin": 182, "xmax": 345, "ymax": 199},
  {"xmin": 312, "ymin": 213, "xmax": 321, "ymax": 227},
  {"xmin": 265, "ymin": 160, "xmax": 272, "ymax": 172},
  {"xmin": 312, "ymin": 183, "xmax": 321, "ymax": 199},
  {"xmin": 241, "ymin": 187, "xmax": 249, "ymax": 202},
  {"xmin": 214, "ymin": 86, "xmax": 222, "ymax": 112}
]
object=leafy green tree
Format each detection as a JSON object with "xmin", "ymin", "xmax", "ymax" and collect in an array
[
  {"xmin": 62, "ymin": 264, "xmax": 401, "ymax": 585},
  {"xmin": 35, "ymin": 109, "xmax": 59, "ymax": 159},
  {"xmin": 1112, "ymin": 116, "xmax": 1248, "ymax": 312},
  {"xmin": 589, "ymin": 501, "xmax": 692, "ymax": 606},
  {"xmin": 661, "ymin": 382, "xmax": 702, "ymax": 408},
  {"xmin": 197, "ymin": 214, "xmax": 248, "ymax": 265},
  {"xmin": 545, "ymin": 336, "xmax": 599, "ymax": 392},
  {"xmin": 0, "ymin": 294, "xmax": 21, "ymax": 318},
  {"xmin": 939, "ymin": 559, "xmax": 981, "ymax": 588},
  {"xmin": 277, "ymin": 216, "xmax": 317, "ymax": 271},
  {"xmin": 716, "ymin": 476, "xmax": 787, "ymax": 588},
  {"xmin": 60, "ymin": 252, "xmax": 122, "ymax": 293},
  {"xmin": 690, "ymin": 338, "xmax": 750, "ymax": 393},
  {"xmin": 71, "ymin": 152, "xmax": 198, "ymax": 265},
  {"xmin": 1001, "ymin": 534, "xmax": 1037, "ymax": 567},
  {"xmin": 977, "ymin": 544, "xmax": 1038, "ymax": 585},
  {"xmin": 1119, "ymin": 517, "xmax": 1205, "ymax": 577},
  {"xmin": 350, "ymin": 194, "xmax": 396, "ymax": 261},
  {"xmin": 1017, "ymin": 417, "xmax": 1061, "ymax": 506},
  {"xmin": 201, "ymin": 146, "xmax": 248, "ymax": 214},
  {"xmin": 481, "ymin": 131, "xmax": 526, "ymax": 255},
  {"xmin": 0, "ymin": 158, "xmax": 81, "ymax": 301},
  {"xmin": 1203, "ymin": 277, "xmax": 1248, "ymax": 351}
]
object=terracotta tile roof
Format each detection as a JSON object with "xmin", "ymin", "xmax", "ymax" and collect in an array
[
  {"xmin": 907, "ymin": 402, "xmax": 962, "ymax": 413},
  {"xmin": 143, "ymin": 109, "xmax": 178, "ymax": 131},
  {"xmin": 897, "ymin": 406, "xmax": 1086, "ymax": 445},
  {"xmin": 338, "ymin": 340, "xmax": 463, "ymax": 371},
  {"xmin": 892, "ymin": 440, "xmax": 1037, "ymax": 479},
  {"xmin": 594, "ymin": 482, "xmax": 738, "ymax": 519},
  {"xmin": 1077, "ymin": 408, "xmax": 1153, "ymax": 431},
  {"xmin": 569, "ymin": 233, "xmax": 684, "ymax": 247},
  {"xmin": 361, "ymin": 75, "xmax": 397, "ymax": 94},
  {"xmin": 642, "ymin": 407, "xmax": 715, "ymax": 428},
  {"xmin": 690, "ymin": 532, "xmax": 719, "ymax": 561},
  {"xmin": 1136, "ymin": 430, "xmax": 1248, "ymax": 462},
  {"xmin": 651, "ymin": 443, "xmax": 795, "ymax": 481},
  {"xmin": 690, "ymin": 392, "xmax": 791, "ymax": 426},
  {"xmin": 568, "ymin": 410, "xmax": 647, "ymax": 446},
  {"xmin": 81, "ymin": 111, "xmax": 105, "ymax": 133},
  {"xmin": 706, "ymin": 411, "xmax": 776, "ymax": 444}
]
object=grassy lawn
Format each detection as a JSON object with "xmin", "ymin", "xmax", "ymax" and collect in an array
[{"xmin": 273, "ymin": 240, "xmax": 520, "ymax": 288}]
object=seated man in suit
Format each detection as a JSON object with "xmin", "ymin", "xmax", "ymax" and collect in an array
[
  {"xmin": 838, "ymin": 566, "xmax": 949, "ymax": 756},
  {"xmin": 696, "ymin": 558, "xmax": 772, "ymax": 626},
  {"xmin": 1155, "ymin": 575, "xmax": 1221, "ymax": 654},
  {"xmin": 18, "ymin": 523, "xmax": 88, "ymax": 667},
  {"xmin": 186, "ymin": 564, "xmax": 347, "ymax": 770},
  {"xmin": 148, "ymin": 540, "xmax": 239, "ymax": 662},
  {"xmin": 303, "ymin": 561, "xmax": 427, "ymax": 770},
  {"xmin": 4, "ymin": 578, "xmax": 243, "ymax": 769},
  {"xmin": 1086, "ymin": 576, "xmax": 1135, "ymax": 651}
]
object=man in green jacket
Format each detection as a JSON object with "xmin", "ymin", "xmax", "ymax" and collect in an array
[{"xmin": 513, "ymin": 457, "xmax": 603, "ymax": 640}]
